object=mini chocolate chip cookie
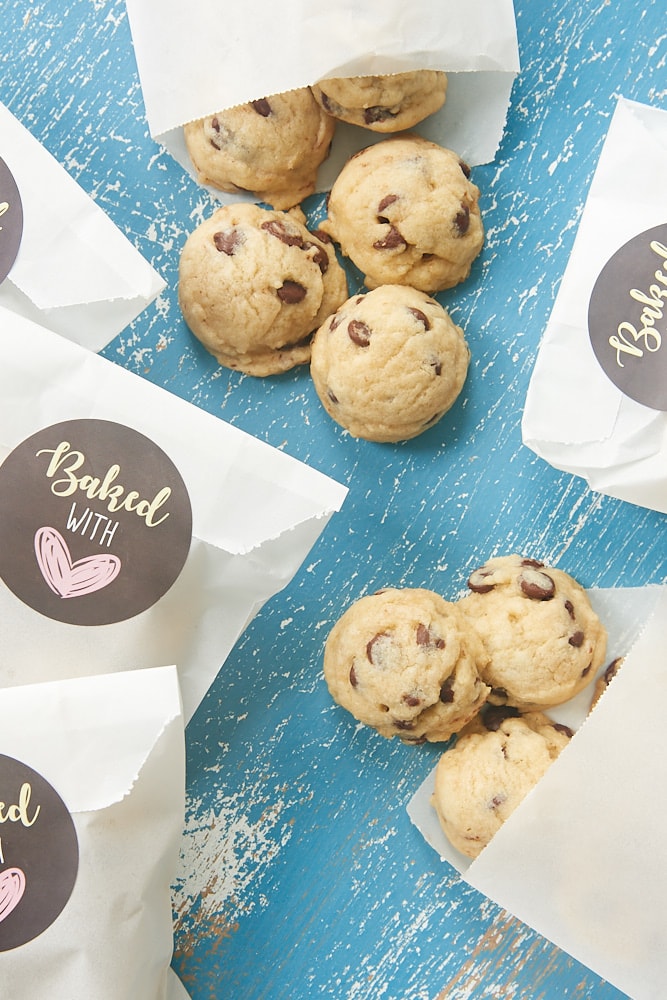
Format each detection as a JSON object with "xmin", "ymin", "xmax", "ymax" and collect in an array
[
  {"xmin": 310, "ymin": 284, "xmax": 470, "ymax": 442},
  {"xmin": 183, "ymin": 87, "xmax": 335, "ymax": 210},
  {"xmin": 458, "ymin": 555, "xmax": 607, "ymax": 709},
  {"xmin": 319, "ymin": 135, "xmax": 484, "ymax": 292},
  {"xmin": 178, "ymin": 203, "xmax": 348, "ymax": 375},
  {"xmin": 323, "ymin": 587, "xmax": 490, "ymax": 743},
  {"xmin": 312, "ymin": 70, "xmax": 448, "ymax": 132},
  {"xmin": 431, "ymin": 707, "xmax": 573, "ymax": 858}
]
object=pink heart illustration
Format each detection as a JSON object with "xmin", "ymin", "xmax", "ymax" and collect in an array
[
  {"xmin": 34, "ymin": 526, "xmax": 121, "ymax": 599},
  {"xmin": 0, "ymin": 868, "xmax": 26, "ymax": 924}
]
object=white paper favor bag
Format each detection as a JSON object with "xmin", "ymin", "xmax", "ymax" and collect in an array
[
  {"xmin": 522, "ymin": 97, "xmax": 667, "ymax": 514},
  {"xmin": 0, "ymin": 306, "xmax": 347, "ymax": 721},
  {"xmin": 0, "ymin": 102, "xmax": 165, "ymax": 351},
  {"xmin": 124, "ymin": 0, "xmax": 520, "ymax": 191},
  {"xmin": 0, "ymin": 665, "xmax": 185, "ymax": 1000},
  {"xmin": 408, "ymin": 585, "xmax": 667, "ymax": 1000}
]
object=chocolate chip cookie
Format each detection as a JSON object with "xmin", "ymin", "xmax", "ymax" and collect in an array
[
  {"xmin": 459, "ymin": 555, "xmax": 607, "ymax": 709},
  {"xmin": 431, "ymin": 707, "xmax": 573, "ymax": 858},
  {"xmin": 319, "ymin": 135, "xmax": 484, "ymax": 292},
  {"xmin": 310, "ymin": 284, "xmax": 470, "ymax": 442},
  {"xmin": 312, "ymin": 70, "xmax": 447, "ymax": 132},
  {"xmin": 183, "ymin": 87, "xmax": 335, "ymax": 210},
  {"xmin": 178, "ymin": 203, "xmax": 348, "ymax": 375},
  {"xmin": 323, "ymin": 587, "xmax": 490, "ymax": 743}
]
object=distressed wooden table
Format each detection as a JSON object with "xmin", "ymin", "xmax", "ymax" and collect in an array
[{"xmin": 2, "ymin": 2, "xmax": 666, "ymax": 997}]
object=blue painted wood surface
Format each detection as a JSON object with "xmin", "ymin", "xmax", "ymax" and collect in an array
[{"xmin": 2, "ymin": 2, "xmax": 666, "ymax": 997}]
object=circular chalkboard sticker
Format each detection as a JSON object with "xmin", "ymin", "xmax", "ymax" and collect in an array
[
  {"xmin": 0, "ymin": 754, "xmax": 79, "ymax": 951},
  {"xmin": 0, "ymin": 419, "xmax": 192, "ymax": 626},
  {"xmin": 0, "ymin": 157, "xmax": 23, "ymax": 285},
  {"xmin": 588, "ymin": 223, "xmax": 667, "ymax": 411}
]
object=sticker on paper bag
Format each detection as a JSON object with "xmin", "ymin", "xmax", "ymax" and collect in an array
[
  {"xmin": 0, "ymin": 419, "xmax": 192, "ymax": 625},
  {"xmin": 588, "ymin": 222, "xmax": 667, "ymax": 411},
  {"xmin": 0, "ymin": 754, "xmax": 79, "ymax": 951},
  {"xmin": 0, "ymin": 157, "xmax": 22, "ymax": 284}
]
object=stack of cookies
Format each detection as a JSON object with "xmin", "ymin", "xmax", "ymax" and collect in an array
[
  {"xmin": 177, "ymin": 71, "xmax": 485, "ymax": 443},
  {"xmin": 321, "ymin": 554, "xmax": 613, "ymax": 858}
]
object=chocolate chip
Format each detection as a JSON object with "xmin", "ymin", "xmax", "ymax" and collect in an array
[
  {"xmin": 277, "ymin": 281, "xmax": 307, "ymax": 304},
  {"xmin": 521, "ymin": 558, "xmax": 545, "ymax": 568},
  {"xmin": 251, "ymin": 98, "xmax": 272, "ymax": 117},
  {"xmin": 400, "ymin": 734, "xmax": 427, "ymax": 745},
  {"xmin": 318, "ymin": 91, "xmax": 333, "ymax": 114},
  {"xmin": 467, "ymin": 567, "xmax": 495, "ymax": 594},
  {"xmin": 604, "ymin": 658, "xmax": 622, "ymax": 684},
  {"xmin": 481, "ymin": 705, "xmax": 520, "ymax": 731},
  {"xmin": 261, "ymin": 220, "xmax": 304, "ymax": 247},
  {"xmin": 519, "ymin": 568, "xmax": 555, "ymax": 601},
  {"xmin": 564, "ymin": 599, "xmax": 576, "ymax": 619},
  {"xmin": 454, "ymin": 204, "xmax": 470, "ymax": 236},
  {"xmin": 415, "ymin": 623, "xmax": 446, "ymax": 649},
  {"xmin": 430, "ymin": 359, "xmax": 443, "ymax": 376},
  {"xmin": 581, "ymin": 663, "xmax": 592, "ymax": 677},
  {"xmin": 439, "ymin": 678, "xmax": 455, "ymax": 703},
  {"xmin": 208, "ymin": 117, "xmax": 224, "ymax": 149},
  {"xmin": 310, "ymin": 227, "xmax": 333, "ymax": 244},
  {"xmin": 302, "ymin": 240, "xmax": 329, "ymax": 274},
  {"xmin": 568, "ymin": 631, "xmax": 585, "ymax": 648},
  {"xmin": 365, "ymin": 106, "xmax": 395, "ymax": 125},
  {"xmin": 213, "ymin": 229, "xmax": 244, "ymax": 255},
  {"xmin": 330, "ymin": 312, "xmax": 344, "ymax": 331},
  {"xmin": 554, "ymin": 723, "xmax": 574, "ymax": 738},
  {"xmin": 459, "ymin": 160, "xmax": 471, "ymax": 178},
  {"xmin": 327, "ymin": 388, "xmax": 339, "ymax": 404},
  {"xmin": 349, "ymin": 665, "xmax": 358, "ymax": 687},
  {"xmin": 394, "ymin": 718, "xmax": 415, "ymax": 731},
  {"xmin": 402, "ymin": 693, "xmax": 422, "ymax": 707},
  {"xmin": 366, "ymin": 632, "xmax": 388, "ymax": 663},
  {"xmin": 415, "ymin": 623, "xmax": 430, "ymax": 646},
  {"xmin": 489, "ymin": 793, "xmax": 507, "ymax": 809},
  {"xmin": 408, "ymin": 307, "xmax": 431, "ymax": 330},
  {"xmin": 348, "ymin": 320, "xmax": 372, "ymax": 347},
  {"xmin": 373, "ymin": 226, "xmax": 407, "ymax": 251},
  {"xmin": 378, "ymin": 194, "xmax": 398, "ymax": 214}
]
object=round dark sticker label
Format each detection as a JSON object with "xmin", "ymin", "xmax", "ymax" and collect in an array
[
  {"xmin": 0, "ymin": 157, "xmax": 23, "ymax": 285},
  {"xmin": 0, "ymin": 755, "xmax": 79, "ymax": 951},
  {"xmin": 0, "ymin": 419, "xmax": 192, "ymax": 625},
  {"xmin": 588, "ymin": 223, "xmax": 667, "ymax": 411}
]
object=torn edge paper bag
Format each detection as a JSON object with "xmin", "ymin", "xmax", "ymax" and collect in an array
[
  {"xmin": 0, "ymin": 102, "xmax": 165, "ymax": 352},
  {"xmin": 0, "ymin": 306, "xmax": 348, "ymax": 722},
  {"xmin": 124, "ymin": 0, "xmax": 520, "ymax": 197},
  {"xmin": 522, "ymin": 97, "xmax": 667, "ymax": 515},
  {"xmin": 407, "ymin": 584, "xmax": 667, "ymax": 1000},
  {"xmin": 0, "ymin": 664, "xmax": 188, "ymax": 1000}
]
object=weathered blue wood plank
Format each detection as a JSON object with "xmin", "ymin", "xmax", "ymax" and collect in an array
[{"xmin": 1, "ymin": 1, "xmax": 665, "ymax": 997}]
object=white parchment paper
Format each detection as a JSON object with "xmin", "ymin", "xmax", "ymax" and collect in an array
[
  {"xmin": 0, "ymin": 665, "xmax": 187, "ymax": 1000},
  {"xmin": 522, "ymin": 96, "xmax": 667, "ymax": 515},
  {"xmin": 124, "ymin": 0, "xmax": 519, "ymax": 189},
  {"xmin": 0, "ymin": 103, "xmax": 165, "ymax": 351},
  {"xmin": 408, "ymin": 584, "xmax": 667, "ymax": 1000},
  {"xmin": 0, "ymin": 306, "xmax": 347, "ymax": 723}
]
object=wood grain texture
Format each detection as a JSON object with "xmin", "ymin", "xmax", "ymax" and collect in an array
[{"xmin": 2, "ymin": 1, "xmax": 666, "ymax": 997}]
